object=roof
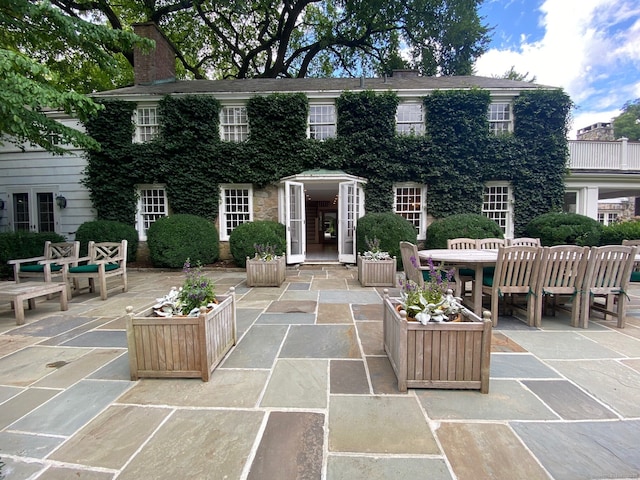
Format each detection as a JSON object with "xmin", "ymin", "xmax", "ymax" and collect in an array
[{"xmin": 93, "ymin": 75, "xmax": 555, "ymax": 98}]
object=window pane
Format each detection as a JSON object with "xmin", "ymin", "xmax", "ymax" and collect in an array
[
  {"xmin": 137, "ymin": 107, "xmax": 159, "ymax": 142},
  {"xmin": 488, "ymin": 103, "xmax": 511, "ymax": 135},
  {"xmin": 139, "ymin": 187, "xmax": 167, "ymax": 235},
  {"xmin": 37, "ymin": 192, "xmax": 55, "ymax": 232},
  {"xmin": 309, "ymin": 105, "xmax": 336, "ymax": 140},
  {"xmin": 224, "ymin": 188, "xmax": 251, "ymax": 236},
  {"xmin": 394, "ymin": 186, "xmax": 423, "ymax": 232},
  {"xmin": 221, "ymin": 107, "xmax": 249, "ymax": 142},
  {"xmin": 483, "ymin": 185, "xmax": 510, "ymax": 233},
  {"xmin": 13, "ymin": 193, "xmax": 30, "ymax": 231},
  {"xmin": 396, "ymin": 104, "xmax": 424, "ymax": 135}
]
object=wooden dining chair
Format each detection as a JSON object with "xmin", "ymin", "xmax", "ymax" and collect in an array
[
  {"xmin": 399, "ymin": 241, "xmax": 428, "ymax": 288},
  {"xmin": 510, "ymin": 237, "xmax": 541, "ymax": 247},
  {"xmin": 622, "ymin": 239, "xmax": 640, "ymax": 282},
  {"xmin": 534, "ymin": 245, "xmax": 588, "ymax": 328},
  {"xmin": 580, "ymin": 245, "xmax": 638, "ymax": 328},
  {"xmin": 482, "ymin": 245, "xmax": 541, "ymax": 327},
  {"xmin": 477, "ymin": 238, "xmax": 506, "ymax": 250},
  {"xmin": 446, "ymin": 238, "xmax": 477, "ymax": 297}
]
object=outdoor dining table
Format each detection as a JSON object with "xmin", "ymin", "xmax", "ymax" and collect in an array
[{"xmin": 418, "ymin": 249, "xmax": 498, "ymax": 317}]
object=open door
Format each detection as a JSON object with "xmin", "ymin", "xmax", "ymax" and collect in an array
[
  {"xmin": 285, "ymin": 180, "xmax": 306, "ymax": 263},
  {"xmin": 338, "ymin": 181, "xmax": 365, "ymax": 263}
]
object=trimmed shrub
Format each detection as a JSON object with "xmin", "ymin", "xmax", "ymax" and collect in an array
[
  {"xmin": 147, "ymin": 214, "xmax": 219, "ymax": 268},
  {"xmin": 524, "ymin": 212, "xmax": 603, "ymax": 246},
  {"xmin": 356, "ymin": 212, "xmax": 418, "ymax": 269},
  {"xmin": 75, "ymin": 220, "xmax": 139, "ymax": 262},
  {"xmin": 0, "ymin": 231, "xmax": 66, "ymax": 279},
  {"xmin": 600, "ymin": 219, "xmax": 640, "ymax": 245},
  {"xmin": 229, "ymin": 220, "xmax": 286, "ymax": 268},
  {"xmin": 425, "ymin": 214, "xmax": 504, "ymax": 249}
]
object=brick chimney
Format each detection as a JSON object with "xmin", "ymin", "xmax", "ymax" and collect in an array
[{"xmin": 132, "ymin": 22, "xmax": 176, "ymax": 85}]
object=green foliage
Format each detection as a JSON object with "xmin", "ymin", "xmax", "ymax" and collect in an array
[
  {"xmin": 0, "ymin": 231, "xmax": 66, "ymax": 279},
  {"xmin": 229, "ymin": 221, "xmax": 286, "ymax": 268},
  {"xmin": 600, "ymin": 219, "xmax": 640, "ymax": 245},
  {"xmin": 74, "ymin": 220, "xmax": 139, "ymax": 262},
  {"xmin": 0, "ymin": 0, "xmax": 151, "ymax": 153},
  {"xmin": 176, "ymin": 259, "xmax": 216, "ymax": 314},
  {"xmin": 52, "ymin": 0, "xmax": 489, "ymax": 79},
  {"xmin": 524, "ymin": 212, "xmax": 603, "ymax": 246},
  {"xmin": 425, "ymin": 214, "xmax": 503, "ymax": 249},
  {"xmin": 147, "ymin": 214, "xmax": 220, "ymax": 268},
  {"xmin": 613, "ymin": 99, "xmax": 640, "ymax": 140},
  {"xmin": 356, "ymin": 212, "xmax": 417, "ymax": 269}
]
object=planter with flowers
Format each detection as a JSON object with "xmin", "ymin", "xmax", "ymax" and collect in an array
[
  {"xmin": 125, "ymin": 259, "xmax": 236, "ymax": 381},
  {"xmin": 357, "ymin": 237, "xmax": 397, "ymax": 287},
  {"xmin": 383, "ymin": 259, "xmax": 492, "ymax": 393},
  {"xmin": 246, "ymin": 243, "xmax": 286, "ymax": 287}
]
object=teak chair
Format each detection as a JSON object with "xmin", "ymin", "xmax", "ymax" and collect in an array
[
  {"xmin": 510, "ymin": 237, "xmax": 541, "ymax": 247},
  {"xmin": 446, "ymin": 238, "xmax": 477, "ymax": 296},
  {"xmin": 581, "ymin": 245, "xmax": 637, "ymax": 328},
  {"xmin": 622, "ymin": 239, "xmax": 640, "ymax": 282},
  {"xmin": 63, "ymin": 240, "xmax": 128, "ymax": 300},
  {"xmin": 399, "ymin": 241, "xmax": 429, "ymax": 288},
  {"xmin": 482, "ymin": 245, "xmax": 541, "ymax": 327},
  {"xmin": 534, "ymin": 245, "xmax": 588, "ymax": 328},
  {"xmin": 8, "ymin": 241, "xmax": 80, "ymax": 299},
  {"xmin": 447, "ymin": 238, "xmax": 478, "ymax": 250},
  {"xmin": 477, "ymin": 238, "xmax": 506, "ymax": 250}
]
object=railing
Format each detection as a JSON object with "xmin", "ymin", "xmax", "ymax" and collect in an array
[{"xmin": 568, "ymin": 138, "xmax": 640, "ymax": 170}]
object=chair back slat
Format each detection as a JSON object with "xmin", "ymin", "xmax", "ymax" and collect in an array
[
  {"xmin": 587, "ymin": 246, "xmax": 635, "ymax": 291},
  {"xmin": 447, "ymin": 238, "xmax": 478, "ymax": 250},
  {"xmin": 477, "ymin": 238, "xmax": 506, "ymax": 250},
  {"xmin": 399, "ymin": 241, "xmax": 424, "ymax": 288},
  {"xmin": 539, "ymin": 245, "xmax": 588, "ymax": 292},
  {"xmin": 494, "ymin": 246, "xmax": 541, "ymax": 293},
  {"xmin": 47, "ymin": 242, "xmax": 80, "ymax": 260},
  {"xmin": 510, "ymin": 237, "xmax": 541, "ymax": 247}
]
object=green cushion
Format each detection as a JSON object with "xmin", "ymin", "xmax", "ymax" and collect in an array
[
  {"xmin": 20, "ymin": 264, "xmax": 62, "ymax": 273},
  {"xmin": 482, "ymin": 274, "xmax": 494, "ymax": 287},
  {"xmin": 69, "ymin": 263, "xmax": 119, "ymax": 273},
  {"xmin": 458, "ymin": 268, "xmax": 475, "ymax": 278},
  {"xmin": 630, "ymin": 271, "xmax": 640, "ymax": 283},
  {"xmin": 483, "ymin": 266, "xmax": 495, "ymax": 277}
]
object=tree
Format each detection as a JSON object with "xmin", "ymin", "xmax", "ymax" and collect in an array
[
  {"xmin": 613, "ymin": 99, "xmax": 640, "ymax": 140},
  {"xmin": 52, "ymin": 0, "xmax": 490, "ymax": 79},
  {"xmin": 0, "ymin": 0, "xmax": 151, "ymax": 154},
  {"xmin": 492, "ymin": 66, "xmax": 537, "ymax": 83}
]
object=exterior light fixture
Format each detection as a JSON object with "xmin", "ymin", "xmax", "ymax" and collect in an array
[{"xmin": 56, "ymin": 195, "xmax": 67, "ymax": 209}]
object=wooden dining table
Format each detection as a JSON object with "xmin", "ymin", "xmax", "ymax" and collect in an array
[{"xmin": 418, "ymin": 249, "xmax": 498, "ymax": 317}]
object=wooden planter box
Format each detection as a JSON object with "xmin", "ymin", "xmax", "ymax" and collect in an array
[
  {"xmin": 246, "ymin": 255, "xmax": 286, "ymax": 287},
  {"xmin": 357, "ymin": 254, "xmax": 397, "ymax": 287},
  {"xmin": 382, "ymin": 290, "xmax": 492, "ymax": 393},
  {"xmin": 126, "ymin": 290, "xmax": 236, "ymax": 381}
]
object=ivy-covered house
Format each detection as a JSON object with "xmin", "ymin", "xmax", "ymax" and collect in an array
[{"xmin": 0, "ymin": 23, "xmax": 572, "ymax": 264}]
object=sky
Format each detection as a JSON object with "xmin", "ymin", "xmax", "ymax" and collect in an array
[{"xmin": 474, "ymin": 0, "xmax": 640, "ymax": 138}]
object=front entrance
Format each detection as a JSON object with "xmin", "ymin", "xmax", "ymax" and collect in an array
[{"xmin": 281, "ymin": 170, "xmax": 366, "ymax": 264}]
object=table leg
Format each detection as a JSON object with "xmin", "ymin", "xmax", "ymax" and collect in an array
[
  {"xmin": 472, "ymin": 264, "xmax": 484, "ymax": 317},
  {"xmin": 14, "ymin": 295, "xmax": 25, "ymax": 325},
  {"xmin": 59, "ymin": 286, "xmax": 68, "ymax": 311}
]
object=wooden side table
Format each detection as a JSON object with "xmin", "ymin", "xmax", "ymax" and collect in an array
[{"xmin": 0, "ymin": 282, "xmax": 68, "ymax": 325}]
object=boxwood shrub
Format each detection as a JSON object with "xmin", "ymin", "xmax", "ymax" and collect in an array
[
  {"xmin": 229, "ymin": 220, "xmax": 286, "ymax": 268},
  {"xmin": 600, "ymin": 219, "xmax": 640, "ymax": 245},
  {"xmin": 524, "ymin": 212, "xmax": 603, "ymax": 246},
  {"xmin": 355, "ymin": 212, "xmax": 417, "ymax": 269},
  {"xmin": 0, "ymin": 231, "xmax": 66, "ymax": 279},
  {"xmin": 147, "ymin": 214, "xmax": 219, "ymax": 268},
  {"xmin": 425, "ymin": 214, "xmax": 504, "ymax": 249},
  {"xmin": 75, "ymin": 220, "xmax": 139, "ymax": 262}
]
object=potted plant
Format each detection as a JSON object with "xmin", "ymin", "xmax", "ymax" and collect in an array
[
  {"xmin": 246, "ymin": 243, "xmax": 286, "ymax": 287},
  {"xmin": 357, "ymin": 237, "xmax": 397, "ymax": 287},
  {"xmin": 383, "ymin": 259, "xmax": 492, "ymax": 393},
  {"xmin": 125, "ymin": 259, "xmax": 236, "ymax": 381}
]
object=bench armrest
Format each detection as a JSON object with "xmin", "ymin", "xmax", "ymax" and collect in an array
[{"xmin": 8, "ymin": 256, "xmax": 46, "ymax": 265}]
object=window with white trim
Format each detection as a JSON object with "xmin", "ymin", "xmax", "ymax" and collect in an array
[
  {"xmin": 134, "ymin": 106, "xmax": 159, "ymax": 143},
  {"xmin": 309, "ymin": 105, "xmax": 336, "ymax": 140},
  {"xmin": 488, "ymin": 103, "xmax": 511, "ymax": 135},
  {"xmin": 136, "ymin": 185, "xmax": 168, "ymax": 240},
  {"xmin": 396, "ymin": 103, "xmax": 424, "ymax": 135},
  {"xmin": 393, "ymin": 183, "xmax": 427, "ymax": 240},
  {"xmin": 220, "ymin": 106, "xmax": 249, "ymax": 141},
  {"xmin": 597, "ymin": 212, "xmax": 619, "ymax": 226},
  {"xmin": 219, "ymin": 184, "xmax": 253, "ymax": 240},
  {"xmin": 482, "ymin": 183, "xmax": 513, "ymax": 237}
]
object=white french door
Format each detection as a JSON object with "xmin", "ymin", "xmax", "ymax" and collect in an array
[
  {"xmin": 285, "ymin": 180, "xmax": 306, "ymax": 263},
  {"xmin": 338, "ymin": 181, "xmax": 364, "ymax": 263},
  {"xmin": 8, "ymin": 188, "xmax": 57, "ymax": 233}
]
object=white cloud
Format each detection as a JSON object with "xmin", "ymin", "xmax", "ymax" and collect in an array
[{"xmin": 475, "ymin": 0, "xmax": 640, "ymax": 138}]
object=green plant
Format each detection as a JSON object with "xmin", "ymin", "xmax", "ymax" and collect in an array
[
  {"xmin": 361, "ymin": 237, "xmax": 392, "ymax": 261},
  {"xmin": 524, "ymin": 212, "xmax": 603, "ymax": 246},
  {"xmin": 425, "ymin": 213, "xmax": 503, "ymax": 249},
  {"xmin": 600, "ymin": 218, "xmax": 640, "ymax": 245},
  {"xmin": 75, "ymin": 220, "xmax": 139, "ymax": 262},
  {"xmin": 229, "ymin": 220, "xmax": 286, "ymax": 268},
  {"xmin": 147, "ymin": 214, "xmax": 219, "ymax": 268},
  {"xmin": 253, "ymin": 243, "xmax": 281, "ymax": 261},
  {"xmin": 356, "ymin": 212, "xmax": 417, "ymax": 269},
  {"xmin": 0, "ymin": 231, "xmax": 66, "ymax": 279},
  {"xmin": 176, "ymin": 259, "xmax": 216, "ymax": 315}
]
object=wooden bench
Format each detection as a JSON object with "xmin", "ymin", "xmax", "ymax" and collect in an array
[{"xmin": 0, "ymin": 282, "xmax": 68, "ymax": 325}]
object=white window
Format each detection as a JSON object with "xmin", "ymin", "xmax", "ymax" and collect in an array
[
  {"xmin": 220, "ymin": 106, "xmax": 249, "ymax": 142},
  {"xmin": 393, "ymin": 183, "xmax": 427, "ymax": 240},
  {"xmin": 597, "ymin": 212, "xmax": 619, "ymax": 226},
  {"xmin": 488, "ymin": 103, "xmax": 511, "ymax": 135},
  {"xmin": 135, "ymin": 106, "xmax": 159, "ymax": 143},
  {"xmin": 483, "ymin": 183, "xmax": 513, "ymax": 237},
  {"xmin": 7, "ymin": 188, "xmax": 57, "ymax": 233},
  {"xmin": 309, "ymin": 105, "xmax": 336, "ymax": 140},
  {"xmin": 219, "ymin": 184, "xmax": 253, "ymax": 240},
  {"xmin": 396, "ymin": 103, "xmax": 424, "ymax": 135},
  {"xmin": 136, "ymin": 185, "xmax": 168, "ymax": 241}
]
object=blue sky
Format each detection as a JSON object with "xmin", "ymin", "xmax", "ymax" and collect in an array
[{"xmin": 474, "ymin": 0, "xmax": 640, "ymax": 138}]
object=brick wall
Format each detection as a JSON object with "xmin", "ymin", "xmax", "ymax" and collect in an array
[{"xmin": 133, "ymin": 22, "xmax": 176, "ymax": 85}]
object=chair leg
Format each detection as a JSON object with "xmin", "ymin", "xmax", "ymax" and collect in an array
[
  {"xmin": 580, "ymin": 293, "xmax": 591, "ymax": 329},
  {"xmin": 99, "ymin": 275, "xmax": 108, "ymax": 300},
  {"xmin": 616, "ymin": 294, "xmax": 627, "ymax": 328},
  {"xmin": 491, "ymin": 292, "xmax": 499, "ymax": 327},
  {"xmin": 122, "ymin": 273, "xmax": 128, "ymax": 293},
  {"xmin": 570, "ymin": 293, "xmax": 581, "ymax": 328}
]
